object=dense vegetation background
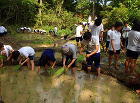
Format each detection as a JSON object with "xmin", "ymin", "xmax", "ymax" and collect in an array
[{"xmin": 0, "ymin": 0, "xmax": 140, "ymax": 35}]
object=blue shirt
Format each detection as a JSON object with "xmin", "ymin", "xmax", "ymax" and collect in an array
[{"xmin": 38, "ymin": 49, "xmax": 56, "ymax": 66}]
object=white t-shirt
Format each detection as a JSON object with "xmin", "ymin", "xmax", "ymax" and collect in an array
[
  {"xmin": 88, "ymin": 16, "xmax": 91, "ymax": 23},
  {"xmin": 55, "ymin": 27, "xmax": 57, "ymax": 32},
  {"xmin": 0, "ymin": 26, "xmax": 7, "ymax": 33},
  {"xmin": 1, "ymin": 45, "xmax": 14, "ymax": 57},
  {"xmin": 18, "ymin": 46, "xmax": 35, "ymax": 58},
  {"xmin": 106, "ymin": 30, "xmax": 112, "ymax": 41},
  {"xmin": 88, "ymin": 23, "xmax": 104, "ymax": 39},
  {"xmin": 127, "ymin": 30, "xmax": 140, "ymax": 52},
  {"xmin": 27, "ymin": 28, "xmax": 31, "ymax": 32},
  {"xmin": 109, "ymin": 30, "xmax": 121, "ymax": 50},
  {"xmin": 76, "ymin": 26, "xmax": 83, "ymax": 37},
  {"xmin": 82, "ymin": 36, "xmax": 100, "ymax": 53},
  {"xmin": 122, "ymin": 26, "xmax": 131, "ymax": 38}
]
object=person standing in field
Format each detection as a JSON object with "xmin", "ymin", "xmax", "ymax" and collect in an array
[
  {"xmin": 108, "ymin": 22, "xmax": 123, "ymax": 70},
  {"xmin": 125, "ymin": 20, "xmax": 140, "ymax": 75},
  {"xmin": 80, "ymin": 32, "xmax": 101, "ymax": 76},
  {"xmin": 54, "ymin": 26, "xmax": 58, "ymax": 36},
  {"xmin": 76, "ymin": 23, "xmax": 84, "ymax": 47},
  {"xmin": 61, "ymin": 43, "xmax": 77, "ymax": 74},
  {"xmin": 88, "ymin": 14, "xmax": 92, "ymax": 26},
  {"xmin": 106, "ymin": 25, "xmax": 115, "ymax": 54},
  {"xmin": 87, "ymin": 18, "xmax": 104, "ymax": 52},
  {"xmin": 122, "ymin": 21, "xmax": 131, "ymax": 47}
]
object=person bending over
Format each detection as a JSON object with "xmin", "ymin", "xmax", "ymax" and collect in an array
[
  {"xmin": 0, "ymin": 43, "xmax": 14, "ymax": 67},
  {"xmin": 61, "ymin": 43, "xmax": 77, "ymax": 74},
  {"xmin": 12, "ymin": 46, "xmax": 35, "ymax": 71},
  {"xmin": 38, "ymin": 49, "xmax": 56, "ymax": 74}
]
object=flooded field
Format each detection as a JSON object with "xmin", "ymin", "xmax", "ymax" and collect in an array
[{"xmin": 0, "ymin": 66, "xmax": 140, "ymax": 103}]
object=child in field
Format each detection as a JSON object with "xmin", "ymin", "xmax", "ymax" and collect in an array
[
  {"xmin": 106, "ymin": 25, "xmax": 115, "ymax": 54},
  {"xmin": 122, "ymin": 21, "xmax": 131, "ymax": 47},
  {"xmin": 125, "ymin": 20, "xmax": 140, "ymax": 75},
  {"xmin": 108, "ymin": 22, "xmax": 123, "ymax": 70},
  {"xmin": 87, "ymin": 18, "xmax": 104, "ymax": 51},
  {"xmin": 12, "ymin": 46, "xmax": 35, "ymax": 71},
  {"xmin": 61, "ymin": 43, "xmax": 77, "ymax": 73},
  {"xmin": 88, "ymin": 14, "xmax": 92, "ymax": 25},
  {"xmin": 80, "ymin": 32, "xmax": 101, "ymax": 75},
  {"xmin": 76, "ymin": 23, "xmax": 84, "ymax": 47},
  {"xmin": 0, "ymin": 25, "xmax": 7, "ymax": 36},
  {"xmin": 38, "ymin": 49, "xmax": 56, "ymax": 74},
  {"xmin": 0, "ymin": 43, "xmax": 14, "ymax": 67},
  {"xmin": 54, "ymin": 26, "xmax": 57, "ymax": 36}
]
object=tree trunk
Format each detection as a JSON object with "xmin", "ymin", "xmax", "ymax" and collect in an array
[
  {"xmin": 39, "ymin": 0, "xmax": 42, "ymax": 25},
  {"xmin": 92, "ymin": 0, "xmax": 95, "ymax": 20}
]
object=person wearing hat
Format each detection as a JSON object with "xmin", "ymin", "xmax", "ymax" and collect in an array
[{"xmin": 61, "ymin": 43, "xmax": 77, "ymax": 73}]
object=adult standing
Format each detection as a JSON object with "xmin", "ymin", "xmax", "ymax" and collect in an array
[
  {"xmin": 54, "ymin": 26, "xmax": 58, "ymax": 36},
  {"xmin": 88, "ymin": 14, "xmax": 92, "ymax": 26}
]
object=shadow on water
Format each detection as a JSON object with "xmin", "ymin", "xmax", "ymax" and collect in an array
[{"xmin": 0, "ymin": 66, "xmax": 140, "ymax": 103}]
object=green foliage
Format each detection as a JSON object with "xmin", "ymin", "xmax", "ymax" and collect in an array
[
  {"xmin": 0, "ymin": 56, "xmax": 7, "ymax": 60},
  {"xmin": 13, "ymin": 65, "xmax": 20, "ymax": 71},
  {"xmin": 1, "ymin": 68, "xmax": 4, "ymax": 74},
  {"xmin": 48, "ymin": 68, "xmax": 54, "ymax": 75},
  {"xmin": 77, "ymin": 55, "xmax": 86, "ymax": 63},
  {"xmin": 54, "ymin": 67, "xmax": 65, "ymax": 77},
  {"xmin": 33, "ymin": 40, "xmax": 53, "ymax": 44}
]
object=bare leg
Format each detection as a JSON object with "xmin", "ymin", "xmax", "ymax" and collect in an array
[
  {"xmin": 106, "ymin": 48, "xmax": 108, "ymax": 54},
  {"xmin": 77, "ymin": 42, "xmax": 79, "ymax": 47},
  {"xmin": 132, "ymin": 73, "xmax": 140, "ymax": 83},
  {"xmin": 87, "ymin": 66, "xmax": 91, "ymax": 74},
  {"xmin": 114, "ymin": 54, "xmax": 119, "ymax": 68},
  {"xmin": 125, "ymin": 57, "xmax": 131, "ymax": 73},
  {"xmin": 96, "ymin": 67, "xmax": 101, "ymax": 76},
  {"xmin": 136, "ymin": 89, "xmax": 140, "ymax": 94},
  {"xmin": 30, "ymin": 60, "xmax": 34, "ymax": 71},
  {"xmin": 72, "ymin": 67, "xmax": 76, "ymax": 74},
  {"xmin": 101, "ymin": 42, "xmax": 104, "ymax": 52},
  {"xmin": 27, "ymin": 59, "xmax": 30, "ymax": 69},
  {"xmin": 109, "ymin": 55, "xmax": 113, "ymax": 67},
  {"xmin": 130, "ymin": 59, "xmax": 137, "ymax": 76},
  {"xmin": 45, "ymin": 64, "xmax": 48, "ymax": 70}
]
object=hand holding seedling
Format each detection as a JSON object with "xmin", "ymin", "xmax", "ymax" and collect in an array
[
  {"xmin": 86, "ymin": 54, "xmax": 91, "ymax": 58},
  {"xmin": 7, "ymin": 57, "xmax": 10, "ymax": 61}
]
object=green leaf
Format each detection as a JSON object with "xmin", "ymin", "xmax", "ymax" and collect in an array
[
  {"xmin": 13, "ymin": 65, "xmax": 20, "ymax": 71},
  {"xmin": 54, "ymin": 67, "xmax": 65, "ymax": 77},
  {"xmin": 0, "ymin": 56, "xmax": 7, "ymax": 60}
]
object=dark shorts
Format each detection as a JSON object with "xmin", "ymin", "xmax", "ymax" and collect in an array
[
  {"xmin": 64, "ymin": 55, "xmax": 76, "ymax": 67},
  {"xmin": 0, "ymin": 32, "xmax": 7, "ymax": 36},
  {"xmin": 28, "ymin": 55, "xmax": 34, "ymax": 60},
  {"xmin": 109, "ymin": 50, "xmax": 120, "ymax": 55},
  {"xmin": 76, "ymin": 36, "xmax": 83, "ymax": 42},
  {"xmin": 86, "ymin": 52, "xmax": 101, "ymax": 68},
  {"xmin": 126, "ymin": 49, "xmax": 139, "ymax": 59},
  {"xmin": 122, "ymin": 37, "xmax": 128, "ymax": 47},
  {"xmin": 106, "ymin": 41, "xmax": 110, "ymax": 48}
]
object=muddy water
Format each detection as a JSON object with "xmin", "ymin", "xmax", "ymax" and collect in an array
[{"xmin": 0, "ymin": 66, "xmax": 140, "ymax": 103}]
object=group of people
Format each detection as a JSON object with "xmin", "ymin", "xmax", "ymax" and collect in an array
[
  {"xmin": 75, "ymin": 18, "xmax": 140, "ymax": 93},
  {"xmin": 0, "ymin": 18, "xmax": 140, "ymax": 93}
]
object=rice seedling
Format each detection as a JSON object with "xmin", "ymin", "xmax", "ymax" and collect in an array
[
  {"xmin": 49, "ymin": 77, "xmax": 53, "ymax": 85},
  {"xmin": 77, "ymin": 55, "xmax": 86, "ymax": 63},
  {"xmin": 43, "ymin": 84, "xmax": 47, "ymax": 90},
  {"xmin": 54, "ymin": 67, "xmax": 65, "ymax": 77},
  {"xmin": 11, "ymin": 83, "xmax": 14, "ymax": 90},
  {"xmin": 131, "ymin": 88, "xmax": 137, "ymax": 103},
  {"xmin": 24, "ymin": 73, "xmax": 27, "ymax": 79},
  {"xmin": 14, "ymin": 78, "xmax": 17, "ymax": 84},
  {"xmin": 3, "ymin": 90, "xmax": 6, "ymax": 99},
  {"xmin": 52, "ymin": 86, "xmax": 57, "ymax": 98},
  {"xmin": 14, "ymin": 91, "xmax": 17, "ymax": 100},
  {"xmin": 1, "ymin": 68, "xmax": 4, "ymax": 74},
  {"xmin": 0, "ymin": 56, "xmax": 7, "ymax": 60},
  {"xmin": 35, "ymin": 89, "xmax": 40, "ymax": 97},
  {"xmin": 13, "ymin": 65, "xmax": 20, "ymax": 71},
  {"xmin": 48, "ymin": 68, "xmax": 54, "ymax": 75},
  {"xmin": 15, "ymin": 71, "xmax": 18, "ymax": 77},
  {"xmin": 66, "ymin": 85, "xmax": 72, "ymax": 95},
  {"xmin": 72, "ymin": 93, "xmax": 76, "ymax": 103}
]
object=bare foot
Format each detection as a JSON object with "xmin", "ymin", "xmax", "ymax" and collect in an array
[{"xmin": 136, "ymin": 90, "xmax": 140, "ymax": 94}]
